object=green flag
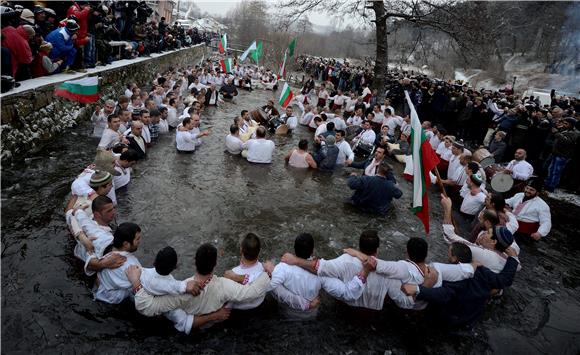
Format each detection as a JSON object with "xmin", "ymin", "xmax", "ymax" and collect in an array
[
  {"xmin": 288, "ymin": 38, "xmax": 296, "ymax": 57},
  {"xmin": 252, "ymin": 41, "xmax": 263, "ymax": 63}
]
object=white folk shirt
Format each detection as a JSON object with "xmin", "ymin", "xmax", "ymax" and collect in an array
[
  {"xmin": 176, "ymin": 129, "xmax": 198, "ymax": 152},
  {"xmin": 91, "ymin": 110, "xmax": 109, "ymax": 138},
  {"xmin": 330, "ymin": 117, "xmax": 347, "ymax": 131},
  {"xmin": 447, "ymin": 154, "xmax": 463, "ymax": 181},
  {"xmin": 244, "ymin": 138, "xmax": 275, "ymax": 163},
  {"xmin": 375, "ymin": 259, "xmax": 474, "ymax": 310},
  {"xmin": 460, "ymin": 189, "xmax": 487, "ymax": 215},
  {"xmin": 355, "ymin": 129, "xmax": 376, "ymax": 145},
  {"xmin": 95, "ymin": 251, "xmax": 142, "ymax": 304},
  {"xmin": 318, "ymin": 254, "xmax": 414, "ymax": 310},
  {"xmin": 331, "ymin": 94, "xmax": 348, "ymax": 106},
  {"xmin": 113, "ymin": 163, "xmax": 131, "ymax": 189},
  {"xmin": 269, "ymin": 262, "xmax": 364, "ymax": 311},
  {"xmin": 505, "ymin": 193, "xmax": 552, "ymax": 236},
  {"xmin": 98, "ymin": 128, "xmax": 121, "ymax": 150},
  {"xmin": 336, "ymin": 140, "xmax": 355, "ymax": 165},
  {"xmin": 314, "ymin": 124, "xmax": 327, "ymax": 137},
  {"xmin": 430, "ymin": 134, "xmax": 441, "ymax": 150},
  {"xmin": 382, "ymin": 116, "xmax": 402, "ymax": 136},
  {"xmin": 442, "ymin": 224, "xmax": 521, "ymax": 273},
  {"xmin": 505, "ymin": 159, "xmax": 534, "ymax": 180},
  {"xmin": 70, "ymin": 209, "xmax": 114, "ymax": 276},
  {"xmin": 299, "ymin": 112, "xmax": 314, "ymax": 126},
  {"xmin": 347, "ymin": 115, "xmax": 363, "ymax": 126},
  {"xmin": 372, "ymin": 112, "xmax": 385, "ymax": 123},
  {"xmin": 225, "ymin": 134, "xmax": 244, "ymax": 154},
  {"xmin": 71, "ymin": 167, "xmax": 117, "ymax": 205},
  {"xmin": 281, "ymin": 114, "xmax": 298, "ymax": 130},
  {"xmin": 229, "ymin": 262, "xmax": 266, "ymax": 310}
]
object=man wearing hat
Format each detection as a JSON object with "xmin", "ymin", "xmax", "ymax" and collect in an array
[
  {"xmin": 441, "ymin": 195, "xmax": 521, "ymax": 273},
  {"xmin": 45, "ymin": 19, "xmax": 79, "ymax": 73},
  {"xmin": 347, "ymin": 160, "xmax": 402, "ymax": 216},
  {"xmin": 505, "ymin": 178, "xmax": 552, "ymax": 241},
  {"xmin": 544, "ymin": 117, "xmax": 579, "ymax": 192},
  {"xmin": 19, "ymin": 8, "xmax": 35, "ymax": 26},
  {"xmin": 33, "ymin": 6, "xmax": 50, "ymax": 37}
]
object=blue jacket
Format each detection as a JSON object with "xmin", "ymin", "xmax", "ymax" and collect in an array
[
  {"xmin": 350, "ymin": 158, "xmax": 397, "ymax": 183},
  {"xmin": 417, "ymin": 257, "xmax": 518, "ymax": 328},
  {"xmin": 347, "ymin": 175, "xmax": 402, "ymax": 215},
  {"xmin": 45, "ymin": 27, "xmax": 75, "ymax": 60}
]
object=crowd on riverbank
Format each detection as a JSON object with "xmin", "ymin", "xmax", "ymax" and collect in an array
[
  {"xmin": 1, "ymin": 1, "xmax": 211, "ymax": 92},
  {"xmin": 56, "ymin": 43, "xmax": 577, "ymax": 337}
]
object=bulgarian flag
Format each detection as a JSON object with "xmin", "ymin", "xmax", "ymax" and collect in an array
[
  {"xmin": 239, "ymin": 41, "xmax": 257, "ymax": 62},
  {"xmin": 278, "ymin": 50, "xmax": 287, "ymax": 79},
  {"xmin": 278, "ymin": 82, "xmax": 294, "ymax": 108},
  {"xmin": 218, "ymin": 33, "xmax": 227, "ymax": 54},
  {"xmin": 406, "ymin": 90, "xmax": 440, "ymax": 234},
  {"xmin": 220, "ymin": 58, "xmax": 233, "ymax": 73},
  {"xmin": 54, "ymin": 76, "xmax": 99, "ymax": 103}
]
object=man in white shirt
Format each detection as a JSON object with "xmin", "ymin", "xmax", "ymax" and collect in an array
[
  {"xmin": 176, "ymin": 117, "xmax": 209, "ymax": 153},
  {"xmin": 113, "ymin": 150, "xmax": 138, "ymax": 189},
  {"xmin": 382, "ymin": 108, "xmax": 403, "ymax": 138},
  {"xmin": 346, "ymin": 108, "xmax": 364, "ymax": 127},
  {"xmin": 505, "ymin": 179, "xmax": 551, "ymax": 241},
  {"xmin": 329, "ymin": 89, "xmax": 349, "ymax": 110},
  {"xmin": 329, "ymin": 111, "xmax": 347, "ymax": 131},
  {"xmin": 225, "ymin": 124, "xmax": 244, "ymax": 155},
  {"xmin": 66, "ymin": 196, "xmax": 126, "ymax": 276},
  {"xmin": 243, "ymin": 126, "xmax": 275, "ymax": 164},
  {"xmin": 371, "ymin": 104, "xmax": 385, "ymax": 124},
  {"xmin": 299, "ymin": 104, "xmax": 315, "ymax": 126},
  {"xmin": 190, "ymin": 114, "xmax": 211, "ymax": 147},
  {"xmin": 504, "ymin": 149, "xmax": 534, "ymax": 181},
  {"xmin": 98, "ymin": 115, "xmax": 127, "ymax": 151},
  {"xmin": 91, "ymin": 100, "xmax": 116, "ymax": 138},
  {"xmin": 460, "ymin": 173, "xmax": 487, "ymax": 218},
  {"xmin": 280, "ymin": 106, "xmax": 298, "ymax": 131},
  {"xmin": 352, "ymin": 120, "xmax": 377, "ymax": 146},
  {"xmin": 335, "ymin": 130, "xmax": 354, "ymax": 166},
  {"xmin": 188, "ymin": 77, "xmax": 207, "ymax": 91},
  {"xmin": 442, "ymin": 142, "xmax": 469, "ymax": 193},
  {"xmin": 94, "ymin": 222, "xmax": 143, "ymax": 304},
  {"xmin": 429, "ymin": 125, "xmax": 441, "ymax": 150}
]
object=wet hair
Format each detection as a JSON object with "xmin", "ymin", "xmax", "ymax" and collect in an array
[
  {"xmin": 150, "ymin": 109, "xmax": 160, "ymax": 117},
  {"xmin": 294, "ymin": 233, "xmax": 314, "ymax": 259},
  {"xmin": 182, "ymin": 117, "xmax": 191, "ymax": 126},
  {"xmin": 326, "ymin": 122, "xmax": 335, "ymax": 131},
  {"xmin": 298, "ymin": 139, "xmax": 308, "ymax": 150},
  {"xmin": 450, "ymin": 242, "xmax": 472, "ymax": 263},
  {"xmin": 159, "ymin": 106, "xmax": 168, "ymax": 113},
  {"xmin": 195, "ymin": 243, "xmax": 217, "ymax": 275},
  {"xmin": 407, "ymin": 237, "xmax": 428, "ymax": 263},
  {"xmin": 256, "ymin": 126, "xmax": 266, "ymax": 138},
  {"xmin": 467, "ymin": 162, "xmax": 479, "ymax": 175},
  {"xmin": 107, "ymin": 114, "xmax": 118, "ymax": 123},
  {"xmin": 92, "ymin": 195, "xmax": 113, "ymax": 214},
  {"xmin": 112, "ymin": 222, "xmax": 141, "ymax": 249},
  {"xmin": 120, "ymin": 149, "xmax": 139, "ymax": 162},
  {"xmin": 230, "ymin": 124, "xmax": 239, "ymax": 134},
  {"xmin": 154, "ymin": 246, "xmax": 178, "ymax": 276},
  {"xmin": 336, "ymin": 129, "xmax": 346, "ymax": 137},
  {"xmin": 490, "ymin": 192, "xmax": 506, "ymax": 211},
  {"xmin": 359, "ymin": 230, "xmax": 379, "ymax": 255},
  {"xmin": 378, "ymin": 161, "xmax": 392, "ymax": 175},
  {"xmin": 241, "ymin": 110, "xmax": 248, "ymax": 116},
  {"xmin": 241, "ymin": 233, "xmax": 261, "ymax": 261},
  {"xmin": 320, "ymin": 113, "xmax": 327, "ymax": 121},
  {"xmin": 112, "ymin": 143, "xmax": 129, "ymax": 154},
  {"xmin": 481, "ymin": 209, "xmax": 500, "ymax": 225}
]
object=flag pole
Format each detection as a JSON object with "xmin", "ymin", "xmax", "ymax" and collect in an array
[{"xmin": 432, "ymin": 166, "xmax": 459, "ymax": 229}]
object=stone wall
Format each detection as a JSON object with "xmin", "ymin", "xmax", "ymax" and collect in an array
[{"xmin": 1, "ymin": 44, "xmax": 206, "ymax": 163}]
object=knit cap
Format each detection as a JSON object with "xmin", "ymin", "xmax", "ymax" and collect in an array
[
  {"xmin": 89, "ymin": 171, "xmax": 113, "ymax": 188},
  {"xmin": 493, "ymin": 226, "xmax": 514, "ymax": 249}
]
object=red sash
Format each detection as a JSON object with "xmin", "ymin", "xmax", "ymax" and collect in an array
[
  {"xmin": 317, "ymin": 98, "xmax": 327, "ymax": 107},
  {"xmin": 363, "ymin": 94, "xmax": 372, "ymax": 103},
  {"xmin": 517, "ymin": 221, "xmax": 539, "ymax": 235}
]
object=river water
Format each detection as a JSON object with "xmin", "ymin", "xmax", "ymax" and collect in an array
[{"xmin": 2, "ymin": 88, "xmax": 580, "ymax": 353}]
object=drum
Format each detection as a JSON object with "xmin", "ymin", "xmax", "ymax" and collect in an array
[
  {"xmin": 250, "ymin": 108, "xmax": 269, "ymax": 126},
  {"xmin": 354, "ymin": 141, "xmax": 375, "ymax": 158},
  {"xmin": 267, "ymin": 116, "xmax": 284, "ymax": 133},
  {"xmin": 490, "ymin": 172, "xmax": 514, "ymax": 192},
  {"xmin": 472, "ymin": 148, "xmax": 495, "ymax": 168},
  {"xmin": 275, "ymin": 124, "xmax": 289, "ymax": 135}
]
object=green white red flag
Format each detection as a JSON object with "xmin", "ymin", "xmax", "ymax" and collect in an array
[
  {"xmin": 220, "ymin": 58, "xmax": 233, "ymax": 73},
  {"xmin": 54, "ymin": 76, "xmax": 99, "ymax": 103},
  {"xmin": 406, "ymin": 90, "xmax": 440, "ymax": 234},
  {"xmin": 218, "ymin": 33, "xmax": 227, "ymax": 54},
  {"xmin": 278, "ymin": 82, "xmax": 294, "ymax": 108}
]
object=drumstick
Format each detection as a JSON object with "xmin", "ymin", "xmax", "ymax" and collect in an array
[{"xmin": 432, "ymin": 166, "xmax": 459, "ymax": 230}]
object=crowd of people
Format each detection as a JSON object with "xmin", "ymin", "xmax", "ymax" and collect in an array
[
  {"xmin": 56, "ymin": 36, "xmax": 577, "ymax": 338},
  {"xmin": 1, "ymin": 1, "xmax": 211, "ymax": 92}
]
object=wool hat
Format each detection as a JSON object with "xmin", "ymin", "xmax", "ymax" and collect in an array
[
  {"xmin": 452, "ymin": 140, "xmax": 465, "ymax": 149},
  {"xmin": 470, "ymin": 173, "xmax": 483, "ymax": 186},
  {"xmin": 325, "ymin": 135, "xmax": 336, "ymax": 146},
  {"xmin": 89, "ymin": 170, "xmax": 113, "ymax": 188},
  {"xmin": 20, "ymin": 8, "xmax": 34, "ymax": 24},
  {"xmin": 493, "ymin": 226, "xmax": 514, "ymax": 249},
  {"xmin": 527, "ymin": 177, "xmax": 543, "ymax": 192}
]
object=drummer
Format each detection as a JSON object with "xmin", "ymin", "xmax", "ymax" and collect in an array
[
  {"xmin": 262, "ymin": 100, "xmax": 280, "ymax": 117},
  {"xmin": 503, "ymin": 149, "xmax": 534, "ymax": 191},
  {"xmin": 352, "ymin": 120, "xmax": 376, "ymax": 147},
  {"xmin": 505, "ymin": 178, "xmax": 552, "ymax": 241},
  {"xmin": 279, "ymin": 107, "xmax": 298, "ymax": 131}
]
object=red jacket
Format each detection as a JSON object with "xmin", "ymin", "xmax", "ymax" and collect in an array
[
  {"xmin": 66, "ymin": 4, "xmax": 90, "ymax": 46},
  {"xmin": 1, "ymin": 26, "xmax": 33, "ymax": 76}
]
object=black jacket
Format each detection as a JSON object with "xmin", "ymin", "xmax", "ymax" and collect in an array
[{"xmin": 417, "ymin": 257, "xmax": 518, "ymax": 328}]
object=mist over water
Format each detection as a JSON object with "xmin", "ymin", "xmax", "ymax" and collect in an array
[{"xmin": 2, "ymin": 88, "xmax": 580, "ymax": 353}]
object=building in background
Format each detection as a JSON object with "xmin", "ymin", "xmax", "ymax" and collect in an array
[{"xmin": 146, "ymin": 0, "xmax": 177, "ymax": 23}]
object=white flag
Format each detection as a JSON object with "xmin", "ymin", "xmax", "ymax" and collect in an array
[{"xmin": 239, "ymin": 41, "xmax": 257, "ymax": 62}]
